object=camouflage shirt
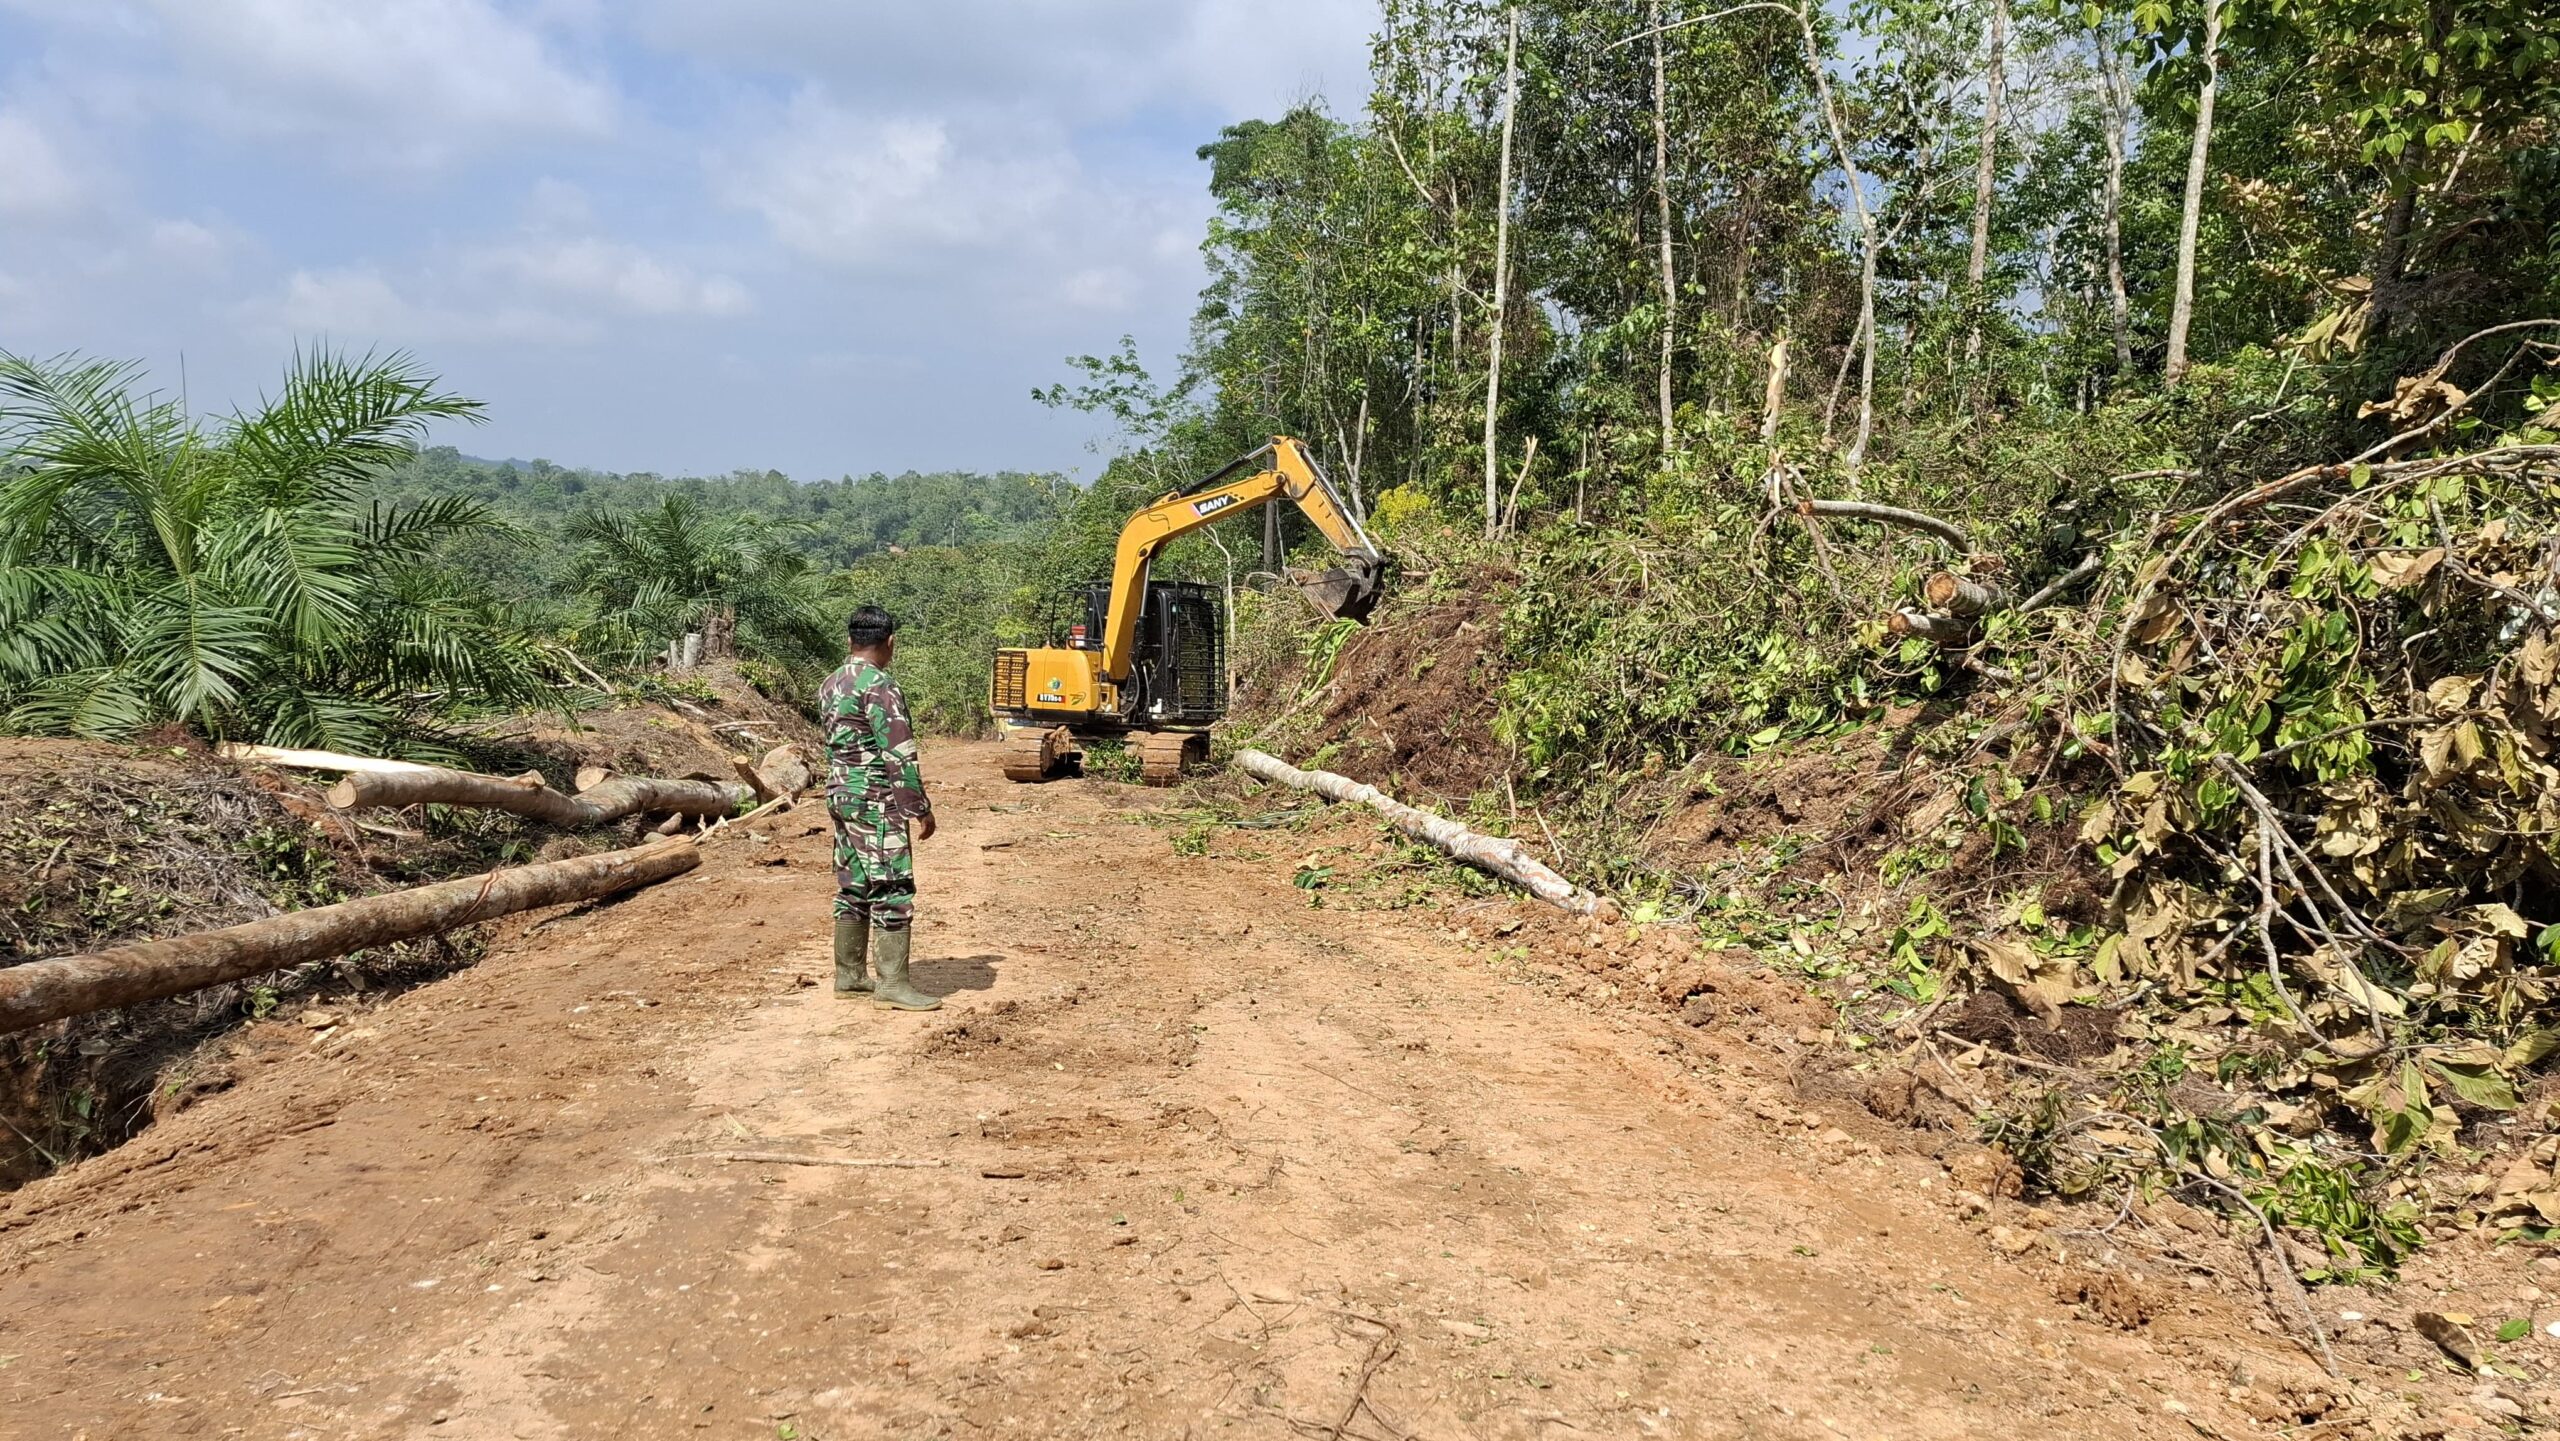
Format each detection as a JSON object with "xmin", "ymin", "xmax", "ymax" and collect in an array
[{"xmin": 817, "ymin": 659, "xmax": 931, "ymax": 819}]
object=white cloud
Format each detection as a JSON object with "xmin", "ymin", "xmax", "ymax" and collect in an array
[
  {"xmin": 712, "ymin": 90, "xmax": 1205, "ymax": 329},
  {"xmin": 0, "ymin": 0, "xmax": 1380, "ymax": 474},
  {"xmin": 1059, "ymin": 267, "xmax": 1138, "ymax": 311},
  {"xmin": 13, "ymin": 0, "xmax": 615, "ymax": 166},
  {"xmin": 472, "ymin": 236, "xmax": 752, "ymax": 319},
  {"xmin": 523, "ymin": 176, "xmax": 595, "ymax": 231},
  {"xmin": 145, "ymin": 218, "xmax": 231, "ymax": 269},
  {"xmin": 258, "ymin": 266, "xmax": 596, "ymax": 346},
  {"xmin": 717, "ymin": 98, "xmax": 1073, "ymax": 268},
  {"xmin": 241, "ymin": 218, "xmax": 752, "ymax": 346},
  {"xmin": 638, "ymin": 0, "xmax": 1375, "ymax": 125},
  {"xmin": 0, "ymin": 110, "xmax": 92, "ymax": 218}
]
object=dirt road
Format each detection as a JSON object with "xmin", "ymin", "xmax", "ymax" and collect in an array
[{"xmin": 0, "ymin": 741, "xmax": 2305, "ymax": 1439}]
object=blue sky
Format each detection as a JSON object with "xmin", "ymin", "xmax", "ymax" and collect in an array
[{"xmin": 0, "ymin": 1, "xmax": 1376, "ymax": 479}]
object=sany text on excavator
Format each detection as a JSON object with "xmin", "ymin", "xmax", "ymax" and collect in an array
[{"xmin": 991, "ymin": 436, "xmax": 1385, "ymax": 784}]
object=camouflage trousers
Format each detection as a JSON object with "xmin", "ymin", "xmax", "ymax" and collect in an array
[{"xmin": 829, "ymin": 794, "xmax": 916, "ymax": 931}]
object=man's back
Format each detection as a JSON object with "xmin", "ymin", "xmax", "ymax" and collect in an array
[{"xmin": 817, "ymin": 658, "xmax": 926, "ymax": 816}]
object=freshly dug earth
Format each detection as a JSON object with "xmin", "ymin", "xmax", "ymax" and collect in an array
[
  {"xmin": 0, "ymin": 740, "xmax": 2409, "ymax": 1440},
  {"xmin": 1310, "ymin": 598, "xmax": 1508, "ymax": 803}
]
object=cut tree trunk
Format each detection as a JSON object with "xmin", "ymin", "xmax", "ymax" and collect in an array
[
  {"xmin": 1923, "ymin": 571, "xmax": 2009, "ymax": 616},
  {"xmin": 755, "ymin": 744, "xmax": 813, "ymax": 798},
  {"xmin": 328, "ymin": 767, "xmax": 754, "ymax": 827},
  {"xmin": 1234, "ymin": 750, "xmax": 1609, "ymax": 917},
  {"xmin": 0, "ymin": 840, "xmax": 700, "ymax": 1035},
  {"xmin": 1887, "ymin": 609, "xmax": 1976, "ymax": 645},
  {"xmin": 731, "ymin": 757, "xmax": 777, "ymax": 803}
]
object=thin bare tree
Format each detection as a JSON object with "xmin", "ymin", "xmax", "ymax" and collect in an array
[
  {"xmin": 1483, "ymin": 5, "xmax": 1521, "ymax": 537},
  {"xmin": 1963, "ymin": 0, "xmax": 2008, "ymax": 370},
  {"xmin": 1651, "ymin": 0, "xmax": 1680, "ymax": 452},
  {"xmin": 2164, "ymin": 0, "xmax": 2223, "ymax": 385},
  {"xmin": 2095, "ymin": 21, "xmax": 2134, "ymax": 374}
]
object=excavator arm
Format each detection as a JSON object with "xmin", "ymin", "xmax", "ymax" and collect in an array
[{"xmin": 1096, "ymin": 436, "xmax": 1383, "ymax": 682}]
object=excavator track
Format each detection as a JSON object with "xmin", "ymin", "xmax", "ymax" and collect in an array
[
  {"xmin": 1000, "ymin": 727, "xmax": 1071, "ymax": 784},
  {"xmin": 1138, "ymin": 731, "xmax": 1209, "ymax": 787}
]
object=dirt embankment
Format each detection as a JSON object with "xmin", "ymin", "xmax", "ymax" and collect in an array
[
  {"xmin": 0, "ymin": 669, "xmax": 820, "ymax": 1189},
  {"xmin": 1245, "ymin": 595, "xmax": 1510, "ymax": 805}
]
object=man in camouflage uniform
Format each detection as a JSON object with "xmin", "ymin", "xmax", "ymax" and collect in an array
[{"xmin": 818, "ymin": 605, "xmax": 940, "ymax": 1011}]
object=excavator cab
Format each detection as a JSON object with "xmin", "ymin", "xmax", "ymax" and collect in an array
[
  {"xmin": 991, "ymin": 437, "xmax": 1384, "ymax": 785},
  {"xmin": 1083, "ymin": 579, "xmax": 1226, "ymax": 726}
]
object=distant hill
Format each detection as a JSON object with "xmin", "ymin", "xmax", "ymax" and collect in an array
[{"xmin": 375, "ymin": 447, "xmax": 1081, "ymax": 570}]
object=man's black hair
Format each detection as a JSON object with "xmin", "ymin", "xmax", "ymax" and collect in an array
[{"xmin": 846, "ymin": 605, "xmax": 897, "ymax": 648}]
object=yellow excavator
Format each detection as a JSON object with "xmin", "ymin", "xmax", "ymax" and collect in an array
[{"xmin": 990, "ymin": 436, "xmax": 1385, "ymax": 784}]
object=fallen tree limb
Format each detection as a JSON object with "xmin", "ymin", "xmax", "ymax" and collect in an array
[
  {"xmin": 2018, "ymin": 552, "xmax": 2104, "ymax": 613},
  {"xmin": 327, "ymin": 767, "xmax": 753, "ymax": 827},
  {"xmin": 0, "ymin": 840, "xmax": 700, "ymax": 1035},
  {"xmin": 1796, "ymin": 498, "xmax": 1970, "ymax": 553},
  {"xmin": 217, "ymin": 744, "xmax": 441, "ymax": 776},
  {"xmin": 664, "ymin": 1151, "xmax": 948, "ymax": 1169},
  {"xmin": 1235, "ymin": 750, "xmax": 1611, "ymax": 917}
]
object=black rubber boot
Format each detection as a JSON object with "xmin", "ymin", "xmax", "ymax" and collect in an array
[
  {"xmin": 869, "ymin": 929, "xmax": 941, "ymax": 1011},
  {"xmin": 833, "ymin": 914, "xmax": 872, "ymax": 996}
]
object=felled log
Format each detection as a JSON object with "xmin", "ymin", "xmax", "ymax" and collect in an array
[
  {"xmin": 1887, "ymin": 609, "xmax": 1976, "ymax": 645},
  {"xmin": 0, "ymin": 841, "xmax": 699, "ymax": 1034},
  {"xmin": 1234, "ymin": 750, "xmax": 1611, "ymax": 917},
  {"xmin": 217, "ymin": 744, "xmax": 440, "ymax": 776},
  {"xmin": 1795, "ymin": 499, "xmax": 1970, "ymax": 553},
  {"xmin": 327, "ymin": 767, "xmax": 754, "ymax": 827},
  {"xmin": 1922, "ymin": 571, "xmax": 2009, "ymax": 617}
]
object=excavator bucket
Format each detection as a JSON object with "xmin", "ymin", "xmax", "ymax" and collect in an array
[{"xmin": 1291, "ymin": 557, "xmax": 1385, "ymax": 621}]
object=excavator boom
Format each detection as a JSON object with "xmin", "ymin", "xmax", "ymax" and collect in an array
[
  {"xmin": 1096, "ymin": 436, "xmax": 1382, "ymax": 680},
  {"xmin": 989, "ymin": 436, "xmax": 1386, "ymax": 781}
]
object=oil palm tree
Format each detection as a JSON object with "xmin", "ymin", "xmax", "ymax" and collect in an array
[
  {"xmin": 0, "ymin": 348, "xmax": 555, "ymax": 754},
  {"xmin": 566, "ymin": 495, "xmax": 837, "ymax": 670}
]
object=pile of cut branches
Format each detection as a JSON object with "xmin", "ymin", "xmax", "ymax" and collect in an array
[{"xmin": 1857, "ymin": 327, "xmax": 2560, "ymax": 1268}]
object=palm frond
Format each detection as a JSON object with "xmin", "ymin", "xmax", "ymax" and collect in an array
[{"xmin": 222, "ymin": 348, "xmax": 484, "ymax": 510}]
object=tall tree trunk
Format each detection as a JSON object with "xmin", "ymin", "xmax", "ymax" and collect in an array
[
  {"xmin": 1787, "ymin": 3, "xmax": 1882, "ymax": 473},
  {"xmin": 1963, "ymin": 0, "xmax": 2008, "ymax": 371},
  {"xmin": 1651, "ymin": 0, "xmax": 1679, "ymax": 453},
  {"xmin": 2096, "ymin": 27, "xmax": 2133, "ymax": 375},
  {"xmin": 1850, "ymin": 241, "xmax": 1879, "ymax": 471},
  {"xmin": 2163, "ymin": 0, "xmax": 2223, "ymax": 387},
  {"xmin": 1483, "ymin": 6, "xmax": 1521, "ymax": 538},
  {"xmin": 2365, "ymin": 174, "xmax": 2420, "ymax": 341}
]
